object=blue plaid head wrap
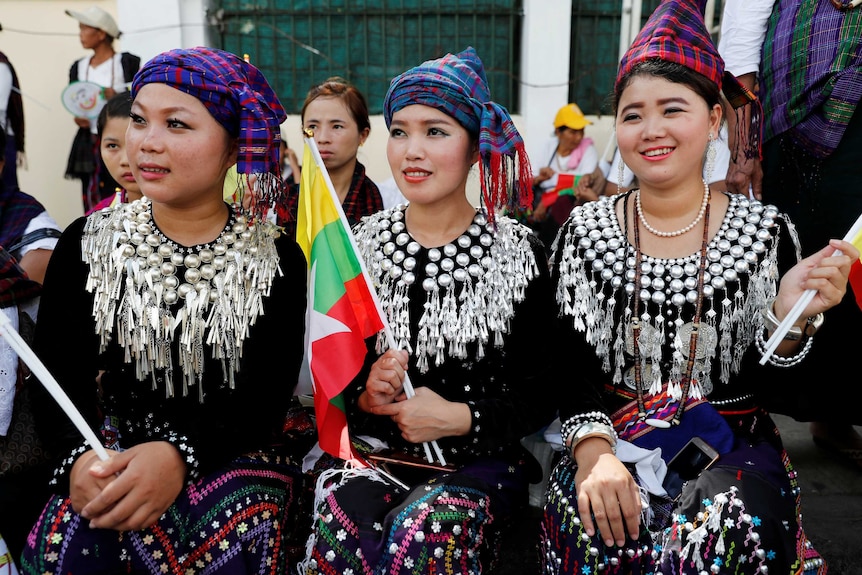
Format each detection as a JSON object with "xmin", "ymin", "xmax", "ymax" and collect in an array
[
  {"xmin": 383, "ymin": 47, "xmax": 533, "ymax": 219},
  {"xmin": 132, "ymin": 47, "xmax": 288, "ymax": 216}
]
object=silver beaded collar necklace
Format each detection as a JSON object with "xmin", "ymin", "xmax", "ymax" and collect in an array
[
  {"xmin": 354, "ymin": 205, "xmax": 539, "ymax": 373},
  {"xmin": 82, "ymin": 198, "xmax": 282, "ymax": 400}
]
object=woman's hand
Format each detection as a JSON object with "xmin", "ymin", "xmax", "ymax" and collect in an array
[
  {"xmin": 574, "ymin": 438, "xmax": 642, "ymax": 547},
  {"xmin": 78, "ymin": 441, "xmax": 186, "ymax": 531},
  {"xmin": 74, "ymin": 116, "xmax": 91, "ymax": 129},
  {"xmin": 69, "ymin": 449, "xmax": 120, "ymax": 515},
  {"xmin": 370, "ymin": 387, "xmax": 471, "ymax": 443},
  {"xmin": 575, "ymin": 171, "xmax": 601, "ymax": 203},
  {"xmin": 774, "ymin": 239, "xmax": 859, "ymax": 322},
  {"xmin": 358, "ymin": 349, "xmax": 409, "ymax": 413},
  {"xmin": 534, "ymin": 166, "xmax": 554, "ymax": 186}
]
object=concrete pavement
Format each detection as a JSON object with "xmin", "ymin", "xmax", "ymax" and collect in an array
[{"xmin": 772, "ymin": 415, "xmax": 862, "ymax": 575}]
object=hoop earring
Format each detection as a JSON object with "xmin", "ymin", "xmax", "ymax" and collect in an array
[{"xmin": 704, "ymin": 133, "xmax": 717, "ymax": 185}]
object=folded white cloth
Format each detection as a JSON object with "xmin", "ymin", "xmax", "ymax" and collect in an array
[{"xmin": 0, "ymin": 529, "xmax": 21, "ymax": 575}]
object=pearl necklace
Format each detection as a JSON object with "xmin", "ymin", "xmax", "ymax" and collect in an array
[{"xmin": 636, "ymin": 180, "xmax": 710, "ymax": 237}]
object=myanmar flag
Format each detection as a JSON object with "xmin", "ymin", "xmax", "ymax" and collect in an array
[
  {"xmin": 849, "ymin": 226, "xmax": 862, "ymax": 312},
  {"xmin": 296, "ymin": 139, "xmax": 385, "ymax": 461},
  {"xmin": 540, "ymin": 173, "xmax": 581, "ymax": 207}
]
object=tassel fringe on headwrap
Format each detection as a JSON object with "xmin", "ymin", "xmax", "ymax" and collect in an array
[
  {"xmin": 383, "ymin": 47, "xmax": 533, "ymax": 223},
  {"xmin": 132, "ymin": 47, "xmax": 289, "ymax": 222}
]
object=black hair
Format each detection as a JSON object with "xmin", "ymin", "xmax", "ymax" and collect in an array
[
  {"xmin": 97, "ymin": 92, "xmax": 133, "ymax": 136},
  {"xmin": 613, "ymin": 59, "xmax": 721, "ymax": 114}
]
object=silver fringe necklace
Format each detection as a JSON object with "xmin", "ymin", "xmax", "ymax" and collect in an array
[{"xmin": 82, "ymin": 198, "xmax": 282, "ymax": 400}]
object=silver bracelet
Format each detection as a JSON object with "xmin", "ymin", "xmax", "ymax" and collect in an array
[
  {"xmin": 565, "ymin": 421, "xmax": 618, "ymax": 457},
  {"xmin": 754, "ymin": 326, "xmax": 814, "ymax": 367},
  {"xmin": 761, "ymin": 298, "xmax": 824, "ymax": 341}
]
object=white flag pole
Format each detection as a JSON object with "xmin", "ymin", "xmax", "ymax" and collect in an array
[
  {"xmin": 303, "ymin": 133, "xmax": 447, "ymax": 466},
  {"xmin": 0, "ymin": 312, "xmax": 110, "ymax": 461},
  {"xmin": 759, "ymin": 211, "xmax": 862, "ymax": 364}
]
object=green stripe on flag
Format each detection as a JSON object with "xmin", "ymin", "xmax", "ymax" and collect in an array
[{"xmin": 310, "ymin": 218, "xmax": 365, "ymax": 313}]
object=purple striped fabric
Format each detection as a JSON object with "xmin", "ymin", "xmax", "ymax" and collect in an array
[{"xmin": 760, "ymin": 0, "xmax": 862, "ymax": 157}]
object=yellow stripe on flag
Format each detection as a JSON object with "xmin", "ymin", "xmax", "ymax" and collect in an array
[
  {"xmin": 851, "ymin": 228, "xmax": 862, "ymax": 259},
  {"xmin": 297, "ymin": 143, "xmax": 340, "ymax": 262}
]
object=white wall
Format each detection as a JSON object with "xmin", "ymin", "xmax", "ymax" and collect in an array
[
  {"xmin": 3, "ymin": 1, "xmax": 121, "ymax": 229},
  {"xmin": 5, "ymin": 0, "xmax": 622, "ymax": 230}
]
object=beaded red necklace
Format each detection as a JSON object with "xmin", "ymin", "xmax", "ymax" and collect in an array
[{"xmin": 630, "ymin": 191, "xmax": 711, "ymax": 425}]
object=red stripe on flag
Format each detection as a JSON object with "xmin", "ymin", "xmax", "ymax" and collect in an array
[
  {"xmin": 343, "ymin": 274, "xmax": 385, "ymax": 338},
  {"xmin": 540, "ymin": 174, "xmax": 579, "ymax": 207},
  {"xmin": 849, "ymin": 260, "xmax": 862, "ymax": 312},
  {"xmin": 309, "ymin": 289, "xmax": 375, "ymax": 460}
]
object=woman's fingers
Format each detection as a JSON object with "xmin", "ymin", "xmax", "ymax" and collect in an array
[{"xmin": 575, "ymin": 456, "xmax": 641, "ymax": 547}]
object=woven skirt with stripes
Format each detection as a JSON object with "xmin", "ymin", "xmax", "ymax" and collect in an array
[
  {"xmin": 19, "ymin": 452, "xmax": 305, "ymax": 575},
  {"xmin": 540, "ymin": 441, "xmax": 826, "ymax": 575}
]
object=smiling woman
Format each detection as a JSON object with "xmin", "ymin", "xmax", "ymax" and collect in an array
[
  {"xmin": 297, "ymin": 47, "xmax": 559, "ymax": 575},
  {"xmin": 22, "ymin": 47, "xmax": 309, "ymax": 575},
  {"xmin": 539, "ymin": 0, "xmax": 858, "ymax": 573}
]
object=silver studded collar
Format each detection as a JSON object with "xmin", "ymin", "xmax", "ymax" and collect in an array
[
  {"xmin": 81, "ymin": 198, "xmax": 282, "ymax": 400},
  {"xmin": 556, "ymin": 192, "xmax": 784, "ymax": 391},
  {"xmin": 354, "ymin": 205, "xmax": 540, "ymax": 373}
]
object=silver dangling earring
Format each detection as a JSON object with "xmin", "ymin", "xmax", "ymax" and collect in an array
[
  {"xmin": 617, "ymin": 151, "xmax": 626, "ymax": 195},
  {"xmin": 704, "ymin": 132, "xmax": 717, "ymax": 185}
]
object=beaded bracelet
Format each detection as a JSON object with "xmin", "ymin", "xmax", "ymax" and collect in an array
[
  {"xmin": 754, "ymin": 326, "xmax": 814, "ymax": 367},
  {"xmin": 559, "ymin": 411, "xmax": 613, "ymax": 447},
  {"xmin": 562, "ymin": 416, "xmax": 618, "ymax": 457},
  {"xmin": 762, "ymin": 298, "xmax": 824, "ymax": 341}
]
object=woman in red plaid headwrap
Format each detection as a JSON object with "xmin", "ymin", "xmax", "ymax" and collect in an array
[
  {"xmin": 21, "ymin": 47, "xmax": 309, "ymax": 575},
  {"xmin": 539, "ymin": 0, "xmax": 857, "ymax": 573}
]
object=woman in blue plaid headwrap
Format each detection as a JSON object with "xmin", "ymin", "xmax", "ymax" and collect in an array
[
  {"xmin": 21, "ymin": 47, "xmax": 309, "ymax": 574},
  {"xmin": 540, "ymin": 0, "xmax": 855, "ymax": 573},
  {"xmin": 297, "ymin": 47, "xmax": 559, "ymax": 575}
]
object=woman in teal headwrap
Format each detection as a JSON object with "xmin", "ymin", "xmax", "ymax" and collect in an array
[{"xmin": 298, "ymin": 47, "xmax": 558, "ymax": 575}]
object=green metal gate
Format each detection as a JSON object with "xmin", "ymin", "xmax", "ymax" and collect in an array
[{"xmin": 211, "ymin": 1, "xmax": 523, "ymax": 115}]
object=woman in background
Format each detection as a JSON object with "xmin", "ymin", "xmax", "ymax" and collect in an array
[
  {"xmin": 529, "ymin": 103, "xmax": 599, "ymax": 256},
  {"xmin": 86, "ymin": 93, "xmax": 143, "ymax": 214},
  {"xmin": 281, "ymin": 77, "xmax": 383, "ymax": 236},
  {"xmin": 64, "ymin": 5, "xmax": 140, "ymax": 213}
]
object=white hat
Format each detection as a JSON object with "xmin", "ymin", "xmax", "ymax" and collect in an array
[{"xmin": 66, "ymin": 6, "xmax": 120, "ymax": 39}]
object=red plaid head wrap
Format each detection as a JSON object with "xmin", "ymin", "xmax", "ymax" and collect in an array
[
  {"xmin": 383, "ymin": 47, "xmax": 532, "ymax": 221},
  {"xmin": 132, "ymin": 47, "xmax": 288, "ymax": 217},
  {"xmin": 617, "ymin": 0, "xmax": 761, "ymax": 160}
]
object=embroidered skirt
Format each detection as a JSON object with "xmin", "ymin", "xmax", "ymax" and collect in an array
[
  {"xmin": 19, "ymin": 452, "xmax": 304, "ymax": 575},
  {"xmin": 540, "ymin": 441, "xmax": 826, "ymax": 574},
  {"xmin": 299, "ymin": 458, "xmax": 528, "ymax": 575}
]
